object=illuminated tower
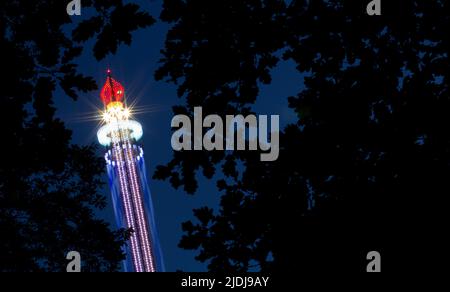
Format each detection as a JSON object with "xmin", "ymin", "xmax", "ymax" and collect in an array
[{"xmin": 97, "ymin": 70, "xmax": 164, "ymax": 272}]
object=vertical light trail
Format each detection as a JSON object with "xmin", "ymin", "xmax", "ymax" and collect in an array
[
  {"xmin": 114, "ymin": 142, "xmax": 143, "ymax": 272},
  {"xmin": 112, "ymin": 127, "xmax": 144, "ymax": 272},
  {"xmin": 117, "ymin": 125, "xmax": 154, "ymax": 272},
  {"xmin": 120, "ymin": 136, "xmax": 150, "ymax": 270},
  {"xmin": 117, "ymin": 126, "xmax": 154, "ymax": 272},
  {"xmin": 113, "ymin": 145, "xmax": 140, "ymax": 271},
  {"xmin": 123, "ymin": 140, "xmax": 156, "ymax": 271}
]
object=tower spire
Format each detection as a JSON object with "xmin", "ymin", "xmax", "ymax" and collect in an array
[{"xmin": 100, "ymin": 69, "xmax": 125, "ymax": 106}]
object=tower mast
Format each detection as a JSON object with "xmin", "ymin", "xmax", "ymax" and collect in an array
[{"xmin": 97, "ymin": 70, "xmax": 164, "ymax": 272}]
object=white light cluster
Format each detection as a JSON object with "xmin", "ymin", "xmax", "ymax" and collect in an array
[
  {"xmin": 97, "ymin": 120, "xmax": 143, "ymax": 146},
  {"xmin": 103, "ymin": 107, "xmax": 130, "ymax": 123}
]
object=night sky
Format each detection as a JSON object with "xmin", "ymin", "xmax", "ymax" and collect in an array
[{"xmin": 54, "ymin": 0, "xmax": 301, "ymax": 271}]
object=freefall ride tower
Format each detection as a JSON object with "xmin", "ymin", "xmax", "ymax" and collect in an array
[{"xmin": 96, "ymin": 70, "xmax": 164, "ymax": 272}]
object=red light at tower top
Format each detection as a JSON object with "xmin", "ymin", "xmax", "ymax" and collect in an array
[{"xmin": 100, "ymin": 70, "xmax": 125, "ymax": 106}]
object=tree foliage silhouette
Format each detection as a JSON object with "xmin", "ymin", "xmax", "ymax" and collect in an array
[
  {"xmin": 154, "ymin": 0, "xmax": 449, "ymax": 272},
  {"xmin": 0, "ymin": 0, "xmax": 153, "ymax": 271}
]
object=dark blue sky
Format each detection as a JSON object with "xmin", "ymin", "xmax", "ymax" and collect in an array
[{"xmin": 55, "ymin": 0, "xmax": 302, "ymax": 271}]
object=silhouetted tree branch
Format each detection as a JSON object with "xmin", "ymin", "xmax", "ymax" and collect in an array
[{"xmin": 155, "ymin": 0, "xmax": 449, "ymax": 272}]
